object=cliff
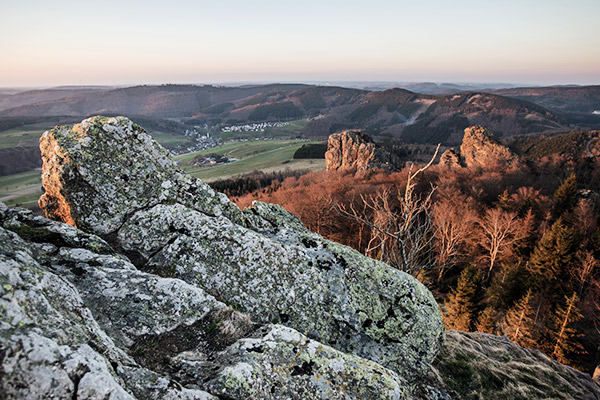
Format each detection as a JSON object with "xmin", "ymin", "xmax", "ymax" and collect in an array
[
  {"xmin": 439, "ymin": 126, "xmax": 524, "ymax": 170},
  {"xmin": 2, "ymin": 116, "xmax": 444, "ymax": 399},
  {"xmin": 325, "ymin": 130, "xmax": 400, "ymax": 171},
  {"xmin": 1, "ymin": 116, "xmax": 598, "ymax": 399}
]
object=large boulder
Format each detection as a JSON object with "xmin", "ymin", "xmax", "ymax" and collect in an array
[
  {"xmin": 325, "ymin": 130, "xmax": 400, "ymax": 171},
  {"xmin": 0, "ymin": 203, "xmax": 414, "ymax": 399},
  {"xmin": 37, "ymin": 116, "xmax": 444, "ymax": 385}
]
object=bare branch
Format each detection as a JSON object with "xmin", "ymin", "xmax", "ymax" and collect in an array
[{"xmin": 333, "ymin": 146, "xmax": 441, "ymax": 275}]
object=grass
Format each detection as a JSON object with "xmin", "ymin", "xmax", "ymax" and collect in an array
[
  {"xmin": 174, "ymin": 139, "xmax": 305, "ymax": 165},
  {"xmin": 2, "ymin": 192, "xmax": 41, "ymax": 206},
  {"xmin": 0, "ymin": 170, "xmax": 42, "ymax": 192},
  {"xmin": 149, "ymin": 132, "xmax": 195, "ymax": 149},
  {"xmin": 190, "ymin": 152, "xmax": 325, "ymax": 182},
  {"xmin": 174, "ymin": 139, "xmax": 324, "ymax": 182},
  {"xmin": 0, "ymin": 170, "xmax": 43, "ymax": 206},
  {"xmin": 0, "ymin": 127, "xmax": 45, "ymax": 149}
]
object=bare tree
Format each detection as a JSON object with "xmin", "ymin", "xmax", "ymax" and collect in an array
[
  {"xmin": 476, "ymin": 208, "xmax": 525, "ymax": 278},
  {"xmin": 335, "ymin": 145, "xmax": 439, "ymax": 275},
  {"xmin": 432, "ymin": 194, "xmax": 477, "ymax": 282},
  {"xmin": 572, "ymin": 250, "xmax": 597, "ymax": 297}
]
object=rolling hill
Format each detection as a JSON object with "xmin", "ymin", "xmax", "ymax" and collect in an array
[
  {"xmin": 0, "ymin": 83, "xmax": 594, "ymax": 177},
  {"xmin": 494, "ymin": 86, "xmax": 600, "ymax": 129}
]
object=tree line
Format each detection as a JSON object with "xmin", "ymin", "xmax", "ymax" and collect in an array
[{"xmin": 231, "ymin": 149, "xmax": 600, "ymax": 373}]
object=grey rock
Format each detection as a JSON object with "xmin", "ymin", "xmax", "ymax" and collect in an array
[
  {"xmin": 204, "ymin": 324, "xmax": 411, "ymax": 399},
  {"xmin": 38, "ymin": 116, "xmax": 242, "ymax": 236},
  {"xmin": 37, "ymin": 116, "xmax": 445, "ymax": 383},
  {"xmin": 0, "ymin": 220, "xmax": 217, "ymax": 399},
  {"xmin": 429, "ymin": 330, "xmax": 600, "ymax": 400},
  {"xmin": 1, "ymin": 204, "xmax": 415, "ymax": 399}
]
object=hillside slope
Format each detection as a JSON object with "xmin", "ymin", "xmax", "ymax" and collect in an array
[{"xmin": 0, "ymin": 85, "xmax": 570, "ymax": 145}]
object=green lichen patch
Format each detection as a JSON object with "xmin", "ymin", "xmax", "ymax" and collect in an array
[{"xmin": 206, "ymin": 325, "xmax": 411, "ymax": 400}]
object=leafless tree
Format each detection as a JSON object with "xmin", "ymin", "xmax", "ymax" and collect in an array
[
  {"xmin": 335, "ymin": 145, "xmax": 440, "ymax": 275},
  {"xmin": 432, "ymin": 195, "xmax": 477, "ymax": 282},
  {"xmin": 476, "ymin": 208, "xmax": 525, "ymax": 278},
  {"xmin": 572, "ymin": 250, "xmax": 597, "ymax": 297}
]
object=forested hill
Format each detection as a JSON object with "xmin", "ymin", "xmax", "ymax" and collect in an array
[{"xmin": 1, "ymin": 83, "xmax": 589, "ymax": 145}]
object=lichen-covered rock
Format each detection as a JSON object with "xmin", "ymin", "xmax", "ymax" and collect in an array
[
  {"xmin": 325, "ymin": 130, "xmax": 401, "ymax": 171},
  {"xmin": 205, "ymin": 325, "xmax": 410, "ymax": 399},
  {"xmin": 116, "ymin": 203, "xmax": 442, "ymax": 382},
  {"xmin": 39, "ymin": 116, "xmax": 242, "ymax": 236},
  {"xmin": 37, "ymin": 116, "xmax": 445, "ymax": 384},
  {"xmin": 0, "ymin": 214, "xmax": 218, "ymax": 399},
  {"xmin": 1, "ymin": 203, "xmax": 419, "ymax": 399}
]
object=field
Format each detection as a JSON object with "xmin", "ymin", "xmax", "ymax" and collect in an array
[
  {"xmin": 175, "ymin": 139, "xmax": 325, "ymax": 181},
  {"xmin": 0, "ymin": 169, "xmax": 42, "ymax": 206},
  {"xmin": 0, "ymin": 138, "xmax": 326, "ymax": 206},
  {"xmin": 0, "ymin": 123, "xmax": 54, "ymax": 149}
]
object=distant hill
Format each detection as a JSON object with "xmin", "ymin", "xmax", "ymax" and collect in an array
[
  {"xmin": 494, "ymin": 86, "xmax": 600, "ymax": 129},
  {"xmin": 0, "ymin": 83, "xmax": 584, "ymax": 146},
  {"xmin": 0, "ymin": 84, "xmax": 310, "ymax": 119},
  {"xmin": 188, "ymin": 86, "xmax": 569, "ymax": 144},
  {"xmin": 292, "ymin": 89, "xmax": 566, "ymax": 144},
  {"xmin": 0, "ymin": 87, "xmax": 111, "ymax": 112}
]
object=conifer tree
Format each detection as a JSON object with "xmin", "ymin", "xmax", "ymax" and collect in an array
[
  {"xmin": 486, "ymin": 262, "xmax": 529, "ymax": 310},
  {"xmin": 502, "ymin": 289, "xmax": 539, "ymax": 349},
  {"xmin": 443, "ymin": 266, "xmax": 480, "ymax": 331},
  {"xmin": 476, "ymin": 306, "xmax": 497, "ymax": 334},
  {"xmin": 549, "ymin": 292, "xmax": 585, "ymax": 366},
  {"xmin": 554, "ymin": 173, "xmax": 578, "ymax": 216},
  {"xmin": 527, "ymin": 218, "xmax": 576, "ymax": 295}
]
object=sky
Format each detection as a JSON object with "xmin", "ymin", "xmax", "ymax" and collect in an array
[{"xmin": 1, "ymin": 0, "xmax": 599, "ymax": 87}]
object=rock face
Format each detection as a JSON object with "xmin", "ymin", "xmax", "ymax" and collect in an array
[
  {"xmin": 3, "ymin": 203, "xmax": 599, "ymax": 399},
  {"xmin": 2, "ymin": 116, "xmax": 599, "ymax": 399},
  {"xmin": 0, "ymin": 204, "xmax": 411, "ymax": 399},
  {"xmin": 325, "ymin": 130, "xmax": 400, "ymax": 171},
  {"xmin": 9, "ymin": 115, "xmax": 446, "ymax": 398},
  {"xmin": 439, "ymin": 126, "xmax": 524, "ymax": 170}
]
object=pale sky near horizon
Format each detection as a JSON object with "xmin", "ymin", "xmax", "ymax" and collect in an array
[{"xmin": 1, "ymin": 0, "xmax": 599, "ymax": 87}]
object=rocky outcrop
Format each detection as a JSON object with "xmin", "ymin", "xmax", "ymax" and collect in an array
[
  {"xmin": 439, "ymin": 126, "xmax": 524, "ymax": 170},
  {"xmin": 0, "ymin": 204, "xmax": 412, "ymax": 399},
  {"xmin": 325, "ymin": 130, "xmax": 400, "ymax": 171},
  {"xmin": 10, "ymin": 115, "xmax": 447, "ymax": 398},
  {"xmin": 2, "ymin": 116, "xmax": 599, "ymax": 399},
  {"xmin": 3, "ymin": 204, "xmax": 599, "ymax": 399},
  {"xmin": 438, "ymin": 148, "xmax": 462, "ymax": 170}
]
